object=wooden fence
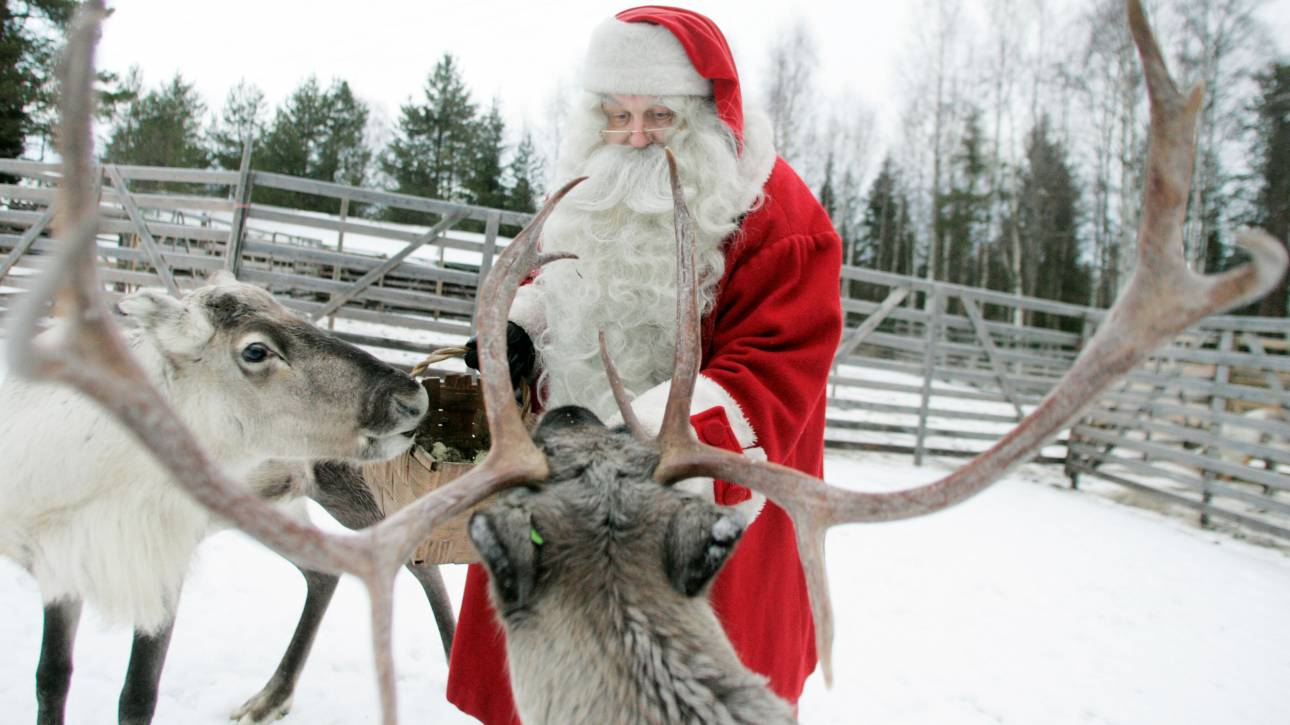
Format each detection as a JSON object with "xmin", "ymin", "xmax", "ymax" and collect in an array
[{"xmin": 2, "ymin": 158, "xmax": 1286, "ymax": 540}]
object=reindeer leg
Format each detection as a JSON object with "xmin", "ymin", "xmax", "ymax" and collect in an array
[
  {"xmin": 403, "ymin": 561, "xmax": 455, "ymax": 660},
  {"xmin": 36, "ymin": 599, "xmax": 81, "ymax": 725},
  {"xmin": 117, "ymin": 617, "xmax": 175, "ymax": 725},
  {"xmin": 311, "ymin": 461, "xmax": 459, "ymax": 661},
  {"xmin": 232, "ymin": 568, "xmax": 339, "ymax": 724}
]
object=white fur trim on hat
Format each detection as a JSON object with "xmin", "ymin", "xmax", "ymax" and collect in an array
[{"xmin": 583, "ymin": 18, "xmax": 711, "ymax": 98}]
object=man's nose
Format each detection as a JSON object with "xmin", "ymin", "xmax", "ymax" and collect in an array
[{"xmin": 626, "ymin": 118, "xmax": 652, "ymax": 148}]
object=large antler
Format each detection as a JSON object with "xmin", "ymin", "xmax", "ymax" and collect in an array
[
  {"xmin": 640, "ymin": 0, "xmax": 1288, "ymax": 686},
  {"xmin": 7, "ymin": 5, "xmax": 577, "ymax": 721}
]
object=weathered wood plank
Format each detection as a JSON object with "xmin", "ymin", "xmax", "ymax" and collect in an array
[
  {"xmin": 474, "ymin": 211, "xmax": 501, "ymax": 331},
  {"xmin": 105, "ymin": 165, "xmax": 181, "ymax": 296},
  {"xmin": 238, "ymin": 268, "xmax": 475, "ymax": 316},
  {"xmin": 0, "ymin": 203, "xmax": 55, "ymax": 282},
  {"xmin": 833, "ymin": 286, "xmax": 909, "ymax": 366},
  {"xmin": 1072, "ymin": 425, "xmax": 1290, "ymax": 492},
  {"xmin": 252, "ymin": 171, "xmax": 531, "ymax": 226},
  {"xmin": 226, "ymin": 140, "xmax": 254, "ymax": 276},
  {"xmin": 1066, "ymin": 462, "xmax": 1290, "ymax": 539},
  {"xmin": 959, "ymin": 294, "xmax": 1026, "ymax": 418},
  {"xmin": 245, "ymin": 206, "xmax": 491, "ymax": 256},
  {"xmin": 107, "ymin": 164, "xmax": 240, "ymax": 185},
  {"xmin": 914, "ymin": 290, "xmax": 943, "ymax": 466},
  {"xmin": 310, "ymin": 210, "xmax": 467, "ymax": 321}
]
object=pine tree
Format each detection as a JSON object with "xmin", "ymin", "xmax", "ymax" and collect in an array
[
  {"xmin": 461, "ymin": 99, "xmax": 508, "ymax": 212},
  {"xmin": 505, "ymin": 130, "xmax": 544, "ymax": 214},
  {"xmin": 855, "ymin": 157, "xmax": 915, "ymax": 303},
  {"xmin": 208, "ymin": 81, "xmax": 266, "ymax": 171},
  {"xmin": 104, "ymin": 73, "xmax": 210, "ymax": 179},
  {"xmin": 818, "ymin": 152, "xmax": 837, "ymax": 223},
  {"xmin": 935, "ymin": 109, "xmax": 989, "ymax": 290},
  {"xmin": 0, "ymin": 0, "xmax": 75, "ymax": 166},
  {"xmin": 254, "ymin": 77, "xmax": 370, "ymax": 213},
  {"xmin": 1001, "ymin": 116, "xmax": 1087, "ymax": 331},
  {"xmin": 317, "ymin": 80, "xmax": 371, "ymax": 190},
  {"xmin": 382, "ymin": 54, "xmax": 478, "ymax": 221},
  {"xmin": 1248, "ymin": 63, "xmax": 1290, "ymax": 318}
]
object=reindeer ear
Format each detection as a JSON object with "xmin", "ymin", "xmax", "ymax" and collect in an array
[
  {"xmin": 115, "ymin": 287, "xmax": 214, "ymax": 360},
  {"xmin": 664, "ymin": 501, "xmax": 745, "ymax": 598},
  {"xmin": 468, "ymin": 508, "xmax": 539, "ymax": 613},
  {"xmin": 115, "ymin": 287, "xmax": 184, "ymax": 327},
  {"xmin": 205, "ymin": 269, "xmax": 238, "ymax": 287}
]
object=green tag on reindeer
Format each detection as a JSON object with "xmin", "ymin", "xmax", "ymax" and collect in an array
[{"xmin": 530, "ymin": 527, "xmax": 545, "ymax": 546}]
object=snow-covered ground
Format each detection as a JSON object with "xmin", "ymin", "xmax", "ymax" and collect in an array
[{"xmin": 2, "ymin": 328, "xmax": 1289, "ymax": 724}]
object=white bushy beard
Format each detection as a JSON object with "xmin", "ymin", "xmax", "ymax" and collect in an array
[{"xmin": 536, "ymin": 94, "xmax": 757, "ymax": 419}]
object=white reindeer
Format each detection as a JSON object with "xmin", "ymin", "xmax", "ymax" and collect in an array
[{"xmin": 0, "ymin": 273, "xmax": 427, "ymax": 724}]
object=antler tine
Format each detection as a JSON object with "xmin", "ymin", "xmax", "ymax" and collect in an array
[
  {"xmin": 599, "ymin": 330, "xmax": 652, "ymax": 442},
  {"xmin": 376, "ymin": 178, "xmax": 587, "ymax": 559},
  {"xmin": 653, "ymin": 0, "xmax": 1288, "ymax": 686},
  {"xmin": 654, "ymin": 148, "xmax": 704, "ymax": 466}
]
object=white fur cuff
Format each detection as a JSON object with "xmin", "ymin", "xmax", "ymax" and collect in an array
[
  {"xmin": 626, "ymin": 374, "xmax": 757, "ymax": 448},
  {"xmin": 618, "ymin": 375, "xmax": 765, "ymax": 521},
  {"xmin": 509, "ymin": 284, "xmax": 546, "ymax": 341}
]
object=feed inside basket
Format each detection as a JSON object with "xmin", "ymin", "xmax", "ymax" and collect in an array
[{"xmin": 364, "ymin": 373, "xmax": 493, "ymax": 565}]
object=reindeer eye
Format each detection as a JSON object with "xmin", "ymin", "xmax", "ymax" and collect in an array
[{"xmin": 241, "ymin": 343, "xmax": 271, "ymax": 364}]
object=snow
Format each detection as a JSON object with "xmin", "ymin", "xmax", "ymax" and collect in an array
[{"xmin": 2, "ymin": 339, "xmax": 1289, "ymax": 724}]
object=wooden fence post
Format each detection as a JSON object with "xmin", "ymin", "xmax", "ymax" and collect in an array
[
  {"xmin": 914, "ymin": 287, "xmax": 943, "ymax": 466},
  {"xmin": 960, "ymin": 294, "xmax": 1026, "ymax": 419},
  {"xmin": 0, "ymin": 203, "xmax": 56, "ymax": 283},
  {"xmin": 225, "ymin": 138, "xmax": 254, "ymax": 278},
  {"xmin": 1200, "ymin": 329, "xmax": 1235, "ymax": 527},
  {"xmin": 474, "ymin": 211, "xmax": 501, "ymax": 333},
  {"xmin": 104, "ymin": 165, "xmax": 181, "ymax": 296},
  {"xmin": 328, "ymin": 196, "xmax": 350, "ymax": 330},
  {"xmin": 310, "ymin": 210, "xmax": 465, "ymax": 322}
]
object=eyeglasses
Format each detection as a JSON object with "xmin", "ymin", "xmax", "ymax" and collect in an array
[
  {"xmin": 598, "ymin": 128, "xmax": 674, "ymax": 138},
  {"xmin": 600, "ymin": 104, "xmax": 676, "ymax": 143}
]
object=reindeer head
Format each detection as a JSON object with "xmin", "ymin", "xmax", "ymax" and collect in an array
[
  {"xmin": 113, "ymin": 270, "xmax": 427, "ymax": 465},
  {"xmin": 470, "ymin": 406, "xmax": 745, "ymax": 618}
]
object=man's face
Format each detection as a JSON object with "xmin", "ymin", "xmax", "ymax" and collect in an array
[{"xmin": 599, "ymin": 94, "xmax": 676, "ymax": 149}]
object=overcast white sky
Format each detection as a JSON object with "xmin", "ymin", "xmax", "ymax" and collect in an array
[{"xmin": 96, "ymin": 0, "xmax": 1290, "ymax": 159}]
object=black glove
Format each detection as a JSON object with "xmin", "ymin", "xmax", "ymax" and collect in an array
[{"xmin": 463, "ymin": 321, "xmax": 536, "ymax": 389}]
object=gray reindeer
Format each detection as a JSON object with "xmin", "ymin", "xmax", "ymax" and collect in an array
[{"xmin": 12, "ymin": 2, "xmax": 1286, "ymax": 723}]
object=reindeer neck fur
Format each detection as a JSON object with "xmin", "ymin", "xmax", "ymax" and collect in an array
[{"xmin": 477, "ymin": 412, "xmax": 794, "ymax": 724}]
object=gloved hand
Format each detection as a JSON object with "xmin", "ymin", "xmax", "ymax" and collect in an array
[{"xmin": 463, "ymin": 321, "xmax": 536, "ymax": 390}]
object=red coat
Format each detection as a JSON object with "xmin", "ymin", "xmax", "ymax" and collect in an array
[{"xmin": 446, "ymin": 158, "xmax": 843, "ymax": 723}]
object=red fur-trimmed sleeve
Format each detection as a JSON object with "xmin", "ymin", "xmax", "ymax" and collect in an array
[{"xmin": 702, "ymin": 228, "xmax": 842, "ymax": 472}]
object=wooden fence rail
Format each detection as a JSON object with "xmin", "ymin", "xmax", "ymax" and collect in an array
[{"xmin": 2, "ymin": 158, "xmax": 1287, "ymax": 540}]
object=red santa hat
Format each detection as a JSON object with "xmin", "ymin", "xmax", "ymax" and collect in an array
[{"xmin": 582, "ymin": 6, "xmax": 746, "ymax": 146}]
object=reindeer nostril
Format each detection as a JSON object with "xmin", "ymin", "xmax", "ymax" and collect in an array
[{"xmin": 395, "ymin": 398, "xmax": 424, "ymax": 420}]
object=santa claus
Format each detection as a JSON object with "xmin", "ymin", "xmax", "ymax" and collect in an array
[{"xmin": 451, "ymin": 7, "xmax": 842, "ymax": 722}]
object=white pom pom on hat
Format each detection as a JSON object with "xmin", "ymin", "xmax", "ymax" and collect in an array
[{"xmin": 582, "ymin": 17, "xmax": 712, "ymax": 98}]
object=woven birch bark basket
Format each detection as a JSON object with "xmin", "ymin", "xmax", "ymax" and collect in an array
[{"xmin": 361, "ymin": 369, "xmax": 499, "ymax": 565}]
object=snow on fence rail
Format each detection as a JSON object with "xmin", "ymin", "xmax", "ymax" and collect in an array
[{"xmin": 2, "ymin": 158, "xmax": 1287, "ymax": 540}]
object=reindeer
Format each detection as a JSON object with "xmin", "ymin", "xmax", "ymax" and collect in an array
[
  {"xmin": 12, "ymin": 2, "xmax": 1285, "ymax": 724},
  {"xmin": 0, "ymin": 270, "xmax": 430, "ymax": 725}
]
